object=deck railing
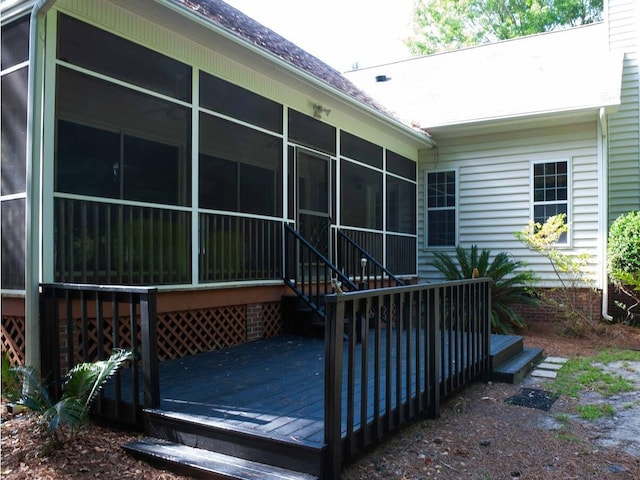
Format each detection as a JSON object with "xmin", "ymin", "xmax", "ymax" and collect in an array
[
  {"xmin": 284, "ymin": 224, "xmax": 357, "ymax": 316},
  {"xmin": 335, "ymin": 229, "xmax": 405, "ymax": 288},
  {"xmin": 40, "ymin": 283, "xmax": 159, "ymax": 426},
  {"xmin": 323, "ymin": 278, "xmax": 491, "ymax": 478}
]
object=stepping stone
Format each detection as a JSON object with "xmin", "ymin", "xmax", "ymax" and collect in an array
[
  {"xmin": 537, "ymin": 362, "xmax": 563, "ymax": 370},
  {"xmin": 530, "ymin": 369, "xmax": 558, "ymax": 379},
  {"xmin": 544, "ymin": 357, "xmax": 568, "ymax": 364}
]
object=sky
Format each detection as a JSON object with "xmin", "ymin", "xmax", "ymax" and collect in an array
[{"xmin": 224, "ymin": 0, "xmax": 417, "ymax": 72}]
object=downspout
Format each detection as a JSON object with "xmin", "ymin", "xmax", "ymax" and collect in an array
[
  {"xmin": 25, "ymin": 0, "xmax": 57, "ymax": 369},
  {"xmin": 598, "ymin": 107, "xmax": 614, "ymax": 321}
]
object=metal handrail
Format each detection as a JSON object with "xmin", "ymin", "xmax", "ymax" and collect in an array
[{"xmin": 336, "ymin": 229, "xmax": 405, "ymax": 287}]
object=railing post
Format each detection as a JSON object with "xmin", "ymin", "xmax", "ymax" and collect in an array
[
  {"xmin": 482, "ymin": 281, "xmax": 492, "ymax": 382},
  {"xmin": 324, "ymin": 296, "xmax": 344, "ymax": 480},
  {"xmin": 140, "ymin": 289, "xmax": 160, "ymax": 409},
  {"xmin": 427, "ymin": 286, "xmax": 440, "ymax": 418},
  {"xmin": 39, "ymin": 285, "xmax": 62, "ymax": 399}
]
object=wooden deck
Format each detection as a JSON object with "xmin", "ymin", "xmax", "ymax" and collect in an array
[
  {"xmin": 123, "ymin": 332, "xmax": 509, "ymax": 447},
  {"xmin": 155, "ymin": 335, "xmax": 328, "ymax": 445}
]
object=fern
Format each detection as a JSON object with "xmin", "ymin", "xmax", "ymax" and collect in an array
[
  {"xmin": 431, "ymin": 245, "xmax": 538, "ymax": 333},
  {"xmin": 11, "ymin": 348, "xmax": 134, "ymax": 445}
]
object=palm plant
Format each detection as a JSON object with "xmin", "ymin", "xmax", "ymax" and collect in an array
[
  {"xmin": 11, "ymin": 348, "xmax": 133, "ymax": 445},
  {"xmin": 431, "ymin": 245, "xmax": 538, "ymax": 333}
]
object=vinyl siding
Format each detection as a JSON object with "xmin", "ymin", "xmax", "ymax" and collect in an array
[
  {"xmin": 607, "ymin": 0, "xmax": 640, "ymax": 221},
  {"xmin": 418, "ymin": 121, "xmax": 601, "ymax": 287}
]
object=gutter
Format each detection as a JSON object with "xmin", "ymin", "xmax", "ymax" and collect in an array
[
  {"xmin": 155, "ymin": 0, "xmax": 434, "ymax": 149},
  {"xmin": 598, "ymin": 107, "xmax": 614, "ymax": 321},
  {"xmin": 24, "ymin": 0, "xmax": 57, "ymax": 369}
]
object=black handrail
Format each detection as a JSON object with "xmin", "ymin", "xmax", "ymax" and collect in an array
[
  {"xmin": 336, "ymin": 229, "xmax": 405, "ymax": 288},
  {"xmin": 284, "ymin": 224, "xmax": 357, "ymax": 318},
  {"xmin": 323, "ymin": 278, "xmax": 492, "ymax": 478},
  {"xmin": 39, "ymin": 283, "xmax": 159, "ymax": 427}
]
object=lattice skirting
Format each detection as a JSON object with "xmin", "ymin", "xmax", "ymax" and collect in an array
[
  {"xmin": 157, "ymin": 305, "xmax": 247, "ymax": 359},
  {"xmin": 262, "ymin": 302, "xmax": 283, "ymax": 338},
  {"xmin": 1, "ymin": 316, "xmax": 26, "ymax": 366},
  {"xmin": 5, "ymin": 302, "xmax": 283, "ymax": 366}
]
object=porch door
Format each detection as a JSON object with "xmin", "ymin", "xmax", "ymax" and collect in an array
[{"xmin": 296, "ymin": 149, "xmax": 330, "ymax": 257}]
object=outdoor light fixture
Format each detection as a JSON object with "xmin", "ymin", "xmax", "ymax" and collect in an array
[{"xmin": 312, "ymin": 103, "xmax": 331, "ymax": 119}]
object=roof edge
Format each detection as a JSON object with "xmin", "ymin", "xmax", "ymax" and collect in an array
[{"xmin": 155, "ymin": 0, "xmax": 433, "ymax": 147}]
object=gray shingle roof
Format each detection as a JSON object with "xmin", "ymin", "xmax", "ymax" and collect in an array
[{"xmin": 174, "ymin": 0, "xmax": 397, "ymax": 119}]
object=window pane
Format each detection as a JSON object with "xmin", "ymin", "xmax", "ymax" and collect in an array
[
  {"xmin": 427, "ymin": 171, "xmax": 455, "ymax": 208},
  {"xmin": 200, "ymin": 155, "xmax": 238, "ymax": 211},
  {"xmin": 534, "ymin": 203, "xmax": 567, "ymax": 225},
  {"xmin": 340, "ymin": 160, "xmax": 382, "ymax": 229},
  {"xmin": 288, "ymin": 109, "xmax": 336, "ymax": 155},
  {"xmin": 428, "ymin": 210, "xmax": 455, "ymax": 247},
  {"xmin": 123, "ymin": 136, "xmax": 181, "ymax": 204},
  {"xmin": 57, "ymin": 14, "xmax": 191, "ymax": 101},
  {"xmin": 1, "ymin": 198, "xmax": 25, "ymax": 289},
  {"xmin": 200, "ymin": 113, "xmax": 282, "ymax": 216},
  {"xmin": 56, "ymin": 120, "xmax": 120, "ymax": 198},
  {"xmin": 386, "ymin": 176, "xmax": 416, "ymax": 234},
  {"xmin": 240, "ymin": 163, "xmax": 276, "ymax": 216},
  {"xmin": 387, "ymin": 151, "xmax": 416, "ymax": 181},
  {"xmin": 340, "ymin": 131, "xmax": 382, "ymax": 169},
  {"xmin": 1, "ymin": 68, "xmax": 28, "ymax": 195},
  {"xmin": 1, "ymin": 16, "xmax": 29, "ymax": 70},
  {"xmin": 200, "ymin": 71, "xmax": 282, "ymax": 133},
  {"xmin": 56, "ymin": 67, "xmax": 191, "ymax": 206}
]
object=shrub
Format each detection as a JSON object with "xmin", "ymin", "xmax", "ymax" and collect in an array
[
  {"xmin": 431, "ymin": 245, "xmax": 538, "ymax": 333},
  {"xmin": 608, "ymin": 210, "xmax": 640, "ymax": 324},
  {"xmin": 516, "ymin": 214, "xmax": 601, "ymax": 336},
  {"xmin": 11, "ymin": 349, "xmax": 133, "ymax": 447}
]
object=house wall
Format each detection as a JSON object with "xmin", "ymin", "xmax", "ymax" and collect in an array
[
  {"xmin": 606, "ymin": 0, "xmax": 640, "ymax": 221},
  {"xmin": 418, "ymin": 120, "xmax": 601, "ymax": 287}
]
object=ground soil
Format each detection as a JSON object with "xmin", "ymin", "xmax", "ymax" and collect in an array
[{"xmin": 2, "ymin": 319, "xmax": 639, "ymax": 479}]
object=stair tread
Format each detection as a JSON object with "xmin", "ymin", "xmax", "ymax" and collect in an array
[
  {"xmin": 489, "ymin": 335, "xmax": 523, "ymax": 356},
  {"xmin": 494, "ymin": 347, "xmax": 544, "ymax": 374},
  {"xmin": 123, "ymin": 437, "xmax": 319, "ymax": 480},
  {"xmin": 144, "ymin": 409, "xmax": 320, "ymax": 450}
]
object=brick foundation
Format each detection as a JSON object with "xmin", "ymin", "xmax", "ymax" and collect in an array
[
  {"xmin": 246, "ymin": 303, "xmax": 264, "ymax": 341},
  {"xmin": 513, "ymin": 287, "xmax": 602, "ymax": 325}
]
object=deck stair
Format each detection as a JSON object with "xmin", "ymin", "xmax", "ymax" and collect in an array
[
  {"xmin": 490, "ymin": 334, "xmax": 544, "ymax": 384},
  {"xmin": 125, "ymin": 409, "xmax": 322, "ymax": 479}
]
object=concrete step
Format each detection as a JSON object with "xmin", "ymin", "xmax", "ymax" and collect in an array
[
  {"xmin": 492, "ymin": 347, "xmax": 544, "ymax": 384},
  {"xmin": 123, "ymin": 437, "xmax": 319, "ymax": 480}
]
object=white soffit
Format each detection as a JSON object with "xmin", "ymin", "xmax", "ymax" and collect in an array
[{"xmin": 345, "ymin": 23, "xmax": 624, "ymax": 130}]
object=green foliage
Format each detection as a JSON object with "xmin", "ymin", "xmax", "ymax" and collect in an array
[
  {"xmin": 515, "ymin": 214, "xmax": 600, "ymax": 335},
  {"xmin": 575, "ymin": 403, "xmax": 615, "ymax": 421},
  {"xmin": 408, "ymin": 0, "xmax": 603, "ymax": 55},
  {"xmin": 608, "ymin": 211, "xmax": 640, "ymax": 276},
  {"xmin": 1, "ymin": 352, "xmax": 22, "ymax": 403},
  {"xmin": 608, "ymin": 210, "xmax": 640, "ymax": 324},
  {"xmin": 430, "ymin": 245, "xmax": 538, "ymax": 333},
  {"xmin": 11, "ymin": 349, "xmax": 133, "ymax": 446}
]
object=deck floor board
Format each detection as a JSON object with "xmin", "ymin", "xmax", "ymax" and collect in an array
[{"xmin": 132, "ymin": 333, "xmax": 513, "ymax": 446}]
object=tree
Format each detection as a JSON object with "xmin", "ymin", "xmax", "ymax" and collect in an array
[{"xmin": 408, "ymin": 0, "xmax": 603, "ymax": 55}]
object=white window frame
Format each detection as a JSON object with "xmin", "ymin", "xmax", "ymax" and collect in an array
[
  {"xmin": 424, "ymin": 168, "xmax": 458, "ymax": 249},
  {"xmin": 529, "ymin": 158, "xmax": 572, "ymax": 247}
]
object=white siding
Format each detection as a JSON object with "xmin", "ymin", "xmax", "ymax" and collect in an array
[
  {"xmin": 418, "ymin": 121, "xmax": 601, "ymax": 287},
  {"xmin": 607, "ymin": 0, "xmax": 640, "ymax": 221}
]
